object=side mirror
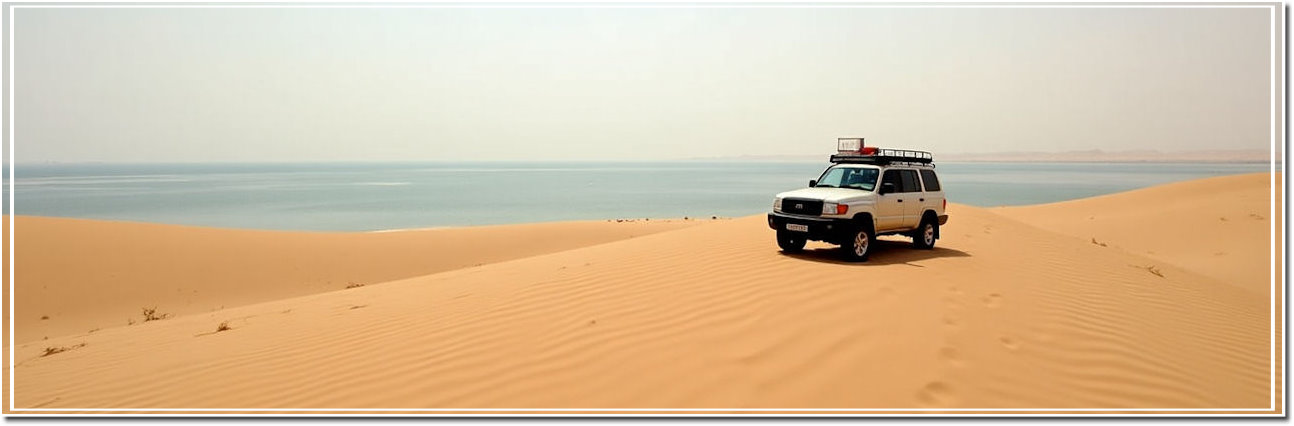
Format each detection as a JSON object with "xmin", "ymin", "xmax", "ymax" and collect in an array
[
  {"xmin": 808, "ymin": 179, "xmax": 818, "ymax": 187},
  {"xmin": 880, "ymin": 182, "xmax": 895, "ymax": 194}
]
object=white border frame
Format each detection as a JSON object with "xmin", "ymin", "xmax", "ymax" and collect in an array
[{"xmin": 1, "ymin": 1, "xmax": 1286, "ymax": 416}]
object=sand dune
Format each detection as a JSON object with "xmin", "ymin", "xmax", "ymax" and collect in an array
[
  {"xmin": 6, "ymin": 216, "xmax": 700, "ymax": 343},
  {"xmin": 997, "ymin": 172, "xmax": 1281, "ymax": 294},
  {"xmin": 7, "ymin": 174, "xmax": 1281, "ymax": 412}
]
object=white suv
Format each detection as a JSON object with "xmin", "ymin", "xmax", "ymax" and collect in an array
[{"xmin": 767, "ymin": 145, "xmax": 948, "ymax": 262}]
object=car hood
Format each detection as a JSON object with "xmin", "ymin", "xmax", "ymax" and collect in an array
[{"xmin": 775, "ymin": 187, "xmax": 874, "ymax": 203}]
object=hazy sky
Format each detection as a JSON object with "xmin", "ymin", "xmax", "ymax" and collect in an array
[{"xmin": 12, "ymin": 6, "xmax": 1277, "ymax": 162}]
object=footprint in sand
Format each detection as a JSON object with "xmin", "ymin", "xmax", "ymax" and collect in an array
[
  {"xmin": 944, "ymin": 287, "xmax": 965, "ymax": 304},
  {"xmin": 916, "ymin": 381, "xmax": 956, "ymax": 406},
  {"xmin": 942, "ymin": 314, "xmax": 961, "ymax": 329},
  {"xmin": 999, "ymin": 336, "xmax": 1021, "ymax": 351},
  {"xmin": 937, "ymin": 347, "xmax": 964, "ymax": 366},
  {"xmin": 982, "ymin": 293, "xmax": 1002, "ymax": 308}
]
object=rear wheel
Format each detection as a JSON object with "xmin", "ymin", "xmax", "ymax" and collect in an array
[
  {"xmin": 841, "ymin": 226, "xmax": 873, "ymax": 262},
  {"xmin": 777, "ymin": 230, "xmax": 807, "ymax": 253},
  {"xmin": 913, "ymin": 217, "xmax": 938, "ymax": 250}
]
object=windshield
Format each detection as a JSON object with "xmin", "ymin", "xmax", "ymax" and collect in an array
[{"xmin": 815, "ymin": 166, "xmax": 880, "ymax": 191}]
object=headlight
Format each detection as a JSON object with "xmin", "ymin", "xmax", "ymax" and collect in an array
[
  {"xmin": 823, "ymin": 203, "xmax": 848, "ymax": 215},
  {"xmin": 773, "ymin": 198, "xmax": 783, "ymax": 212}
]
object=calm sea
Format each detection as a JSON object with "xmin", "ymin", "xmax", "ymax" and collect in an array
[{"xmin": 2, "ymin": 161, "xmax": 1274, "ymax": 232}]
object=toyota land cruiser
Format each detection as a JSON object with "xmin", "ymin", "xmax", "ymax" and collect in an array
[{"xmin": 768, "ymin": 138, "xmax": 948, "ymax": 262}]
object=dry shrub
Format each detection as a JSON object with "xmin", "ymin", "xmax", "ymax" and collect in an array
[
  {"xmin": 42, "ymin": 343, "xmax": 86, "ymax": 357},
  {"xmin": 142, "ymin": 307, "xmax": 170, "ymax": 322}
]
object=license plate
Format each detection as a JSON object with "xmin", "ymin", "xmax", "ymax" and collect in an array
[{"xmin": 786, "ymin": 223, "xmax": 809, "ymax": 232}]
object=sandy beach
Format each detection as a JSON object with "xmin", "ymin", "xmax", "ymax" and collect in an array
[{"xmin": 4, "ymin": 173, "xmax": 1282, "ymax": 413}]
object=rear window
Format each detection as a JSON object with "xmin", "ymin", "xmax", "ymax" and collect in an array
[
  {"xmin": 899, "ymin": 170, "xmax": 922, "ymax": 193},
  {"xmin": 919, "ymin": 169, "xmax": 941, "ymax": 192}
]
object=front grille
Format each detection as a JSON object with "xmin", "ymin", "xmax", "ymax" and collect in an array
[{"xmin": 781, "ymin": 198, "xmax": 823, "ymax": 216}]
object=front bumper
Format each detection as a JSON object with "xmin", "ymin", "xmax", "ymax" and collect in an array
[{"xmin": 768, "ymin": 212, "xmax": 851, "ymax": 243}]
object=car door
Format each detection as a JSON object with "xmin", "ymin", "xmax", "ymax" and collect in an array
[
  {"xmin": 875, "ymin": 169, "xmax": 907, "ymax": 231},
  {"xmin": 898, "ymin": 169, "xmax": 924, "ymax": 229}
]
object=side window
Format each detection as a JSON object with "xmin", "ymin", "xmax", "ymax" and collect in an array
[
  {"xmin": 881, "ymin": 170, "xmax": 903, "ymax": 193},
  {"xmin": 919, "ymin": 169, "xmax": 941, "ymax": 192},
  {"xmin": 899, "ymin": 170, "xmax": 922, "ymax": 193}
]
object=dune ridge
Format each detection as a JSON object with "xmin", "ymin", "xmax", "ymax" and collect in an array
[
  {"xmin": 6, "ymin": 216, "xmax": 700, "ymax": 343},
  {"xmin": 6, "ymin": 174, "xmax": 1282, "ymax": 412},
  {"xmin": 996, "ymin": 172, "xmax": 1281, "ymax": 294}
]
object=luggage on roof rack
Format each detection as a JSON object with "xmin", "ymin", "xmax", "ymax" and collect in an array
[{"xmin": 830, "ymin": 148, "xmax": 934, "ymax": 166}]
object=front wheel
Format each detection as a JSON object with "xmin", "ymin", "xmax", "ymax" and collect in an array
[
  {"xmin": 841, "ymin": 227, "xmax": 873, "ymax": 262},
  {"xmin": 913, "ymin": 218, "xmax": 938, "ymax": 250},
  {"xmin": 777, "ymin": 230, "xmax": 807, "ymax": 253}
]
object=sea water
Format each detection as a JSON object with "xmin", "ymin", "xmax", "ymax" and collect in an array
[{"xmin": 2, "ymin": 161, "xmax": 1273, "ymax": 232}]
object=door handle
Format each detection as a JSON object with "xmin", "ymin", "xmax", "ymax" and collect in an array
[
  {"xmin": 920, "ymin": 198, "xmax": 925, "ymax": 202},
  {"xmin": 897, "ymin": 199, "xmax": 904, "ymax": 203}
]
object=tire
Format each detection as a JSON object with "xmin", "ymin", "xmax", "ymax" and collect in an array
[
  {"xmin": 777, "ymin": 230, "xmax": 807, "ymax": 253},
  {"xmin": 913, "ymin": 216, "xmax": 938, "ymax": 250},
  {"xmin": 841, "ymin": 225, "xmax": 873, "ymax": 262}
]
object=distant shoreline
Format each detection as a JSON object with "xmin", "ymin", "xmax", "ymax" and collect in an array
[{"xmin": 689, "ymin": 149, "xmax": 1278, "ymax": 164}]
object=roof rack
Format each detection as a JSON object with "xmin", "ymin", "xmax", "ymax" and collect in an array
[{"xmin": 830, "ymin": 148, "xmax": 935, "ymax": 167}]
